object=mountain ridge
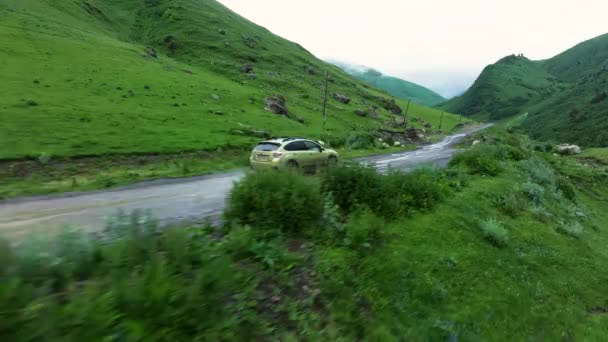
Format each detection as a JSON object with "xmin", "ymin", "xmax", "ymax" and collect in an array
[{"xmin": 442, "ymin": 33, "xmax": 608, "ymax": 146}]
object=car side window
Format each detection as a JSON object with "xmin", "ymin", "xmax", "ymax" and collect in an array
[
  {"xmin": 304, "ymin": 141, "xmax": 322, "ymax": 152},
  {"xmin": 284, "ymin": 141, "xmax": 307, "ymax": 151}
]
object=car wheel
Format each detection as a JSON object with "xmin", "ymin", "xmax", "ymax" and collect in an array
[
  {"xmin": 287, "ymin": 160, "xmax": 299, "ymax": 169},
  {"xmin": 328, "ymin": 156, "xmax": 338, "ymax": 167}
]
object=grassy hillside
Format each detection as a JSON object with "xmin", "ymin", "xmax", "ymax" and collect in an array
[
  {"xmin": 442, "ymin": 34, "xmax": 608, "ymax": 147},
  {"xmin": 442, "ymin": 55, "xmax": 569, "ymax": 120},
  {"xmin": 0, "ymin": 0, "xmax": 462, "ymax": 161},
  {"xmin": 3, "ymin": 129, "xmax": 608, "ymax": 339},
  {"xmin": 334, "ymin": 63, "xmax": 446, "ymax": 106}
]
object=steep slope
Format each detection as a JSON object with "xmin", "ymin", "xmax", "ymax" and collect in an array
[
  {"xmin": 334, "ymin": 63, "xmax": 445, "ymax": 106},
  {"xmin": 442, "ymin": 33, "xmax": 608, "ymax": 146},
  {"xmin": 543, "ymin": 33, "xmax": 608, "ymax": 82},
  {"xmin": 0, "ymin": 0, "xmax": 462, "ymax": 160},
  {"xmin": 441, "ymin": 55, "xmax": 569, "ymax": 120}
]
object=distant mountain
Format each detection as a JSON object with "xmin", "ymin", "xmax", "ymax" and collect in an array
[
  {"xmin": 442, "ymin": 33, "xmax": 608, "ymax": 147},
  {"xmin": 333, "ymin": 62, "xmax": 445, "ymax": 106}
]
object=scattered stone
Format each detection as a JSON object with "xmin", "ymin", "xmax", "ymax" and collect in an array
[
  {"xmin": 394, "ymin": 141, "xmax": 402, "ymax": 147},
  {"xmin": 333, "ymin": 93, "xmax": 351, "ymax": 104},
  {"xmin": 393, "ymin": 116, "xmax": 406, "ymax": 126},
  {"xmin": 240, "ymin": 63, "xmax": 254, "ymax": 73},
  {"xmin": 145, "ymin": 47, "xmax": 157, "ymax": 58},
  {"xmin": 304, "ymin": 65, "xmax": 316, "ymax": 75},
  {"xmin": 575, "ymin": 211, "xmax": 586, "ymax": 218},
  {"xmin": 379, "ymin": 98, "xmax": 402, "ymax": 114},
  {"xmin": 248, "ymin": 73, "xmax": 257, "ymax": 80},
  {"xmin": 218, "ymin": 28, "xmax": 226, "ymax": 35},
  {"xmin": 224, "ymin": 41, "xmax": 230, "ymax": 47},
  {"xmin": 472, "ymin": 140, "xmax": 481, "ymax": 146},
  {"xmin": 419, "ymin": 118, "xmax": 432, "ymax": 129},
  {"xmin": 264, "ymin": 94, "xmax": 289, "ymax": 115},
  {"xmin": 354, "ymin": 109, "xmax": 367, "ymax": 117},
  {"xmin": 368, "ymin": 107, "xmax": 380, "ymax": 119},
  {"xmin": 242, "ymin": 34, "xmax": 256, "ymax": 49},
  {"xmin": 557, "ymin": 144, "xmax": 581, "ymax": 155},
  {"xmin": 382, "ymin": 142, "xmax": 390, "ymax": 148},
  {"xmin": 271, "ymin": 296, "xmax": 281, "ymax": 303},
  {"xmin": 211, "ymin": 94, "xmax": 220, "ymax": 101}
]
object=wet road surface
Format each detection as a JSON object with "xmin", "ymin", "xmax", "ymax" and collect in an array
[{"xmin": 0, "ymin": 125, "xmax": 490, "ymax": 238}]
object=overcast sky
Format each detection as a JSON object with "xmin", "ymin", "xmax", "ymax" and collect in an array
[{"xmin": 218, "ymin": 0, "xmax": 607, "ymax": 98}]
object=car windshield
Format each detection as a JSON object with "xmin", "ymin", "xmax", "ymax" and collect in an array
[{"xmin": 254, "ymin": 143, "xmax": 280, "ymax": 151}]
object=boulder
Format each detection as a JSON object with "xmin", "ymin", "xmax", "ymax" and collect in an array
[
  {"xmin": 419, "ymin": 119, "xmax": 431, "ymax": 129},
  {"xmin": 304, "ymin": 65, "xmax": 316, "ymax": 75},
  {"xmin": 369, "ymin": 107, "xmax": 380, "ymax": 119},
  {"xmin": 145, "ymin": 47, "xmax": 157, "ymax": 58},
  {"xmin": 354, "ymin": 109, "xmax": 367, "ymax": 117},
  {"xmin": 393, "ymin": 116, "xmax": 406, "ymax": 126},
  {"xmin": 333, "ymin": 93, "xmax": 351, "ymax": 104},
  {"xmin": 379, "ymin": 98, "xmax": 402, "ymax": 115},
  {"xmin": 394, "ymin": 141, "xmax": 402, "ymax": 147},
  {"xmin": 264, "ymin": 95, "xmax": 289, "ymax": 115},
  {"xmin": 557, "ymin": 144, "xmax": 581, "ymax": 155},
  {"xmin": 241, "ymin": 63, "xmax": 254, "ymax": 73},
  {"xmin": 218, "ymin": 28, "xmax": 226, "ymax": 35},
  {"xmin": 472, "ymin": 140, "xmax": 481, "ymax": 146}
]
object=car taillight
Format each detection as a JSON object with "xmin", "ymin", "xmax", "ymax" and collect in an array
[{"xmin": 273, "ymin": 152, "xmax": 283, "ymax": 159}]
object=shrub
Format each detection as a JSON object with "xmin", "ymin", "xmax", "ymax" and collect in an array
[
  {"xmin": 519, "ymin": 157, "xmax": 555, "ymax": 186},
  {"xmin": 382, "ymin": 168, "xmax": 449, "ymax": 215},
  {"xmin": 449, "ymin": 145, "xmax": 502, "ymax": 176},
  {"xmin": 321, "ymin": 164, "xmax": 383, "ymax": 215},
  {"xmin": 530, "ymin": 205, "xmax": 552, "ymax": 223},
  {"xmin": 521, "ymin": 182, "xmax": 545, "ymax": 205},
  {"xmin": 556, "ymin": 221, "xmax": 584, "ymax": 239},
  {"xmin": 491, "ymin": 192, "xmax": 523, "ymax": 217},
  {"xmin": 225, "ymin": 170, "xmax": 322, "ymax": 233},
  {"xmin": 322, "ymin": 165, "xmax": 448, "ymax": 219},
  {"xmin": 345, "ymin": 132, "xmax": 375, "ymax": 150},
  {"xmin": 556, "ymin": 177, "xmax": 576, "ymax": 201},
  {"xmin": 343, "ymin": 210, "xmax": 385, "ymax": 253},
  {"xmin": 480, "ymin": 219, "xmax": 508, "ymax": 247}
]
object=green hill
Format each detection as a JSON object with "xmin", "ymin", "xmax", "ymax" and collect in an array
[
  {"xmin": 442, "ymin": 33, "xmax": 608, "ymax": 147},
  {"xmin": 334, "ymin": 63, "xmax": 446, "ymax": 106},
  {"xmin": 0, "ymin": 0, "xmax": 461, "ymax": 161}
]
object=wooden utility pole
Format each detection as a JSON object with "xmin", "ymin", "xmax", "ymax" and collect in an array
[
  {"xmin": 403, "ymin": 99, "xmax": 411, "ymax": 130},
  {"xmin": 322, "ymin": 71, "xmax": 329, "ymax": 131},
  {"xmin": 438, "ymin": 112, "xmax": 444, "ymax": 131}
]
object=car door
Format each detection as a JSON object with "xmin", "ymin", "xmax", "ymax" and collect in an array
[
  {"xmin": 303, "ymin": 140, "xmax": 325, "ymax": 169},
  {"xmin": 283, "ymin": 141, "xmax": 311, "ymax": 167}
]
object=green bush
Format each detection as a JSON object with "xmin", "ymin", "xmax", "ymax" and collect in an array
[
  {"xmin": 343, "ymin": 210, "xmax": 385, "ymax": 253},
  {"xmin": 556, "ymin": 221, "xmax": 584, "ymax": 239},
  {"xmin": 521, "ymin": 182, "xmax": 545, "ymax": 205},
  {"xmin": 491, "ymin": 192, "xmax": 523, "ymax": 217},
  {"xmin": 322, "ymin": 165, "xmax": 448, "ymax": 219},
  {"xmin": 225, "ymin": 170, "xmax": 322, "ymax": 233},
  {"xmin": 556, "ymin": 177, "xmax": 576, "ymax": 201},
  {"xmin": 321, "ymin": 164, "xmax": 384, "ymax": 215},
  {"xmin": 449, "ymin": 145, "xmax": 502, "ymax": 176},
  {"xmin": 345, "ymin": 132, "xmax": 375, "ymax": 150},
  {"xmin": 520, "ymin": 157, "xmax": 555, "ymax": 186},
  {"xmin": 382, "ymin": 168, "xmax": 449, "ymax": 216},
  {"xmin": 480, "ymin": 219, "xmax": 509, "ymax": 247}
]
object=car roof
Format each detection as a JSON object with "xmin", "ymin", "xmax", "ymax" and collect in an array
[{"xmin": 260, "ymin": 137, "xmax": 311, "ymax": 144}]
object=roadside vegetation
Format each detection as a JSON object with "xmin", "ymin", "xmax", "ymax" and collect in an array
[
  {"xmin": 2, "ymin": 128, "xmax": 607, "ymax": 340},
  {"xmin": 0, "ymin": 0, "xmax": 468, "ymax": 198}
]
